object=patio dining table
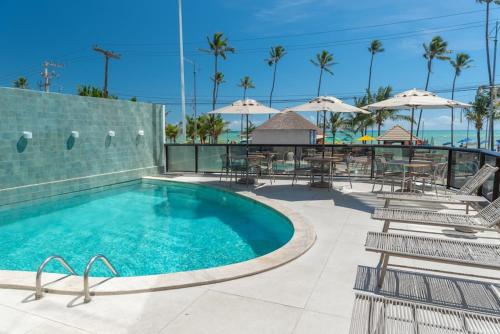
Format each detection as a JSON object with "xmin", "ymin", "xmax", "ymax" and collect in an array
[
  {"xmin": 387, "ymin": 160, "xmax": 433, "ymax": 192},
  {"xmin": 231, "ymin": 154, "xmax": 266, "ymax": 185},
  {"xmin": 305, "ymin": 156, "xmax": 344, "ymax": 188}
]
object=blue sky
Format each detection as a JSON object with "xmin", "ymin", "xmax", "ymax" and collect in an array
[{"xmin": 0, "ymin": 0, "xmax": 498, "ymax": 130}]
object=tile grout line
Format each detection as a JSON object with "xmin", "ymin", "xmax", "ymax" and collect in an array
[
  {"xmin": 302, "ymin": 208, "xmax": 354, "ymax": 311},
  {"xmin": 0, "ymin": 303, "xmax": 96, "ymax": 334},
  {"xmin": 155, "ymin": 289, "xmax": 210, "ymax": 334}
]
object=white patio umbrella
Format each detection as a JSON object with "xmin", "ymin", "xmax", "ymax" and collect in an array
[
  {"xmin": 288, "ymin": 96, "xmax": 369, "ymax": 148},
  {"xmin": 365, "ymin": 89, "xmax": 471, "ymax": 147},
  {"xmin": 208, "ymin": 99, "xmax": 281, "ymax": 148}
]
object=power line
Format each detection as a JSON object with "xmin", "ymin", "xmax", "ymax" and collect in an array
[
  {"xmin": 114, "ymin": 21, "xmax": 486, "ymax": 58},
  {"xmin": 100, "ymin": 8, "xmax": 497, "ymax": 47}
]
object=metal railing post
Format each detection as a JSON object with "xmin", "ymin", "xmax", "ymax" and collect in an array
[
  {"xmin": 477, "ymin": 152, "xmax": 486, "ymax": 196},
  {"xmin": 370, "ymin": 146, "xmax": 375, "ymax": 179},
  {"xmin": 194, "ymin": 144, "xmax": 199, "ymax": 173},
  {"xmin": 446, "ymin": 149, "xmax": 453, "ymax": 189},
  {"xmin": 493, "ymin": 156, "xmax": 500, "ymax": 201}
]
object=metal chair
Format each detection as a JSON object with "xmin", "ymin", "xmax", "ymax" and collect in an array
[{"xmin": 371, "ymin": 157, "xmax": 403, "ymax": 192}]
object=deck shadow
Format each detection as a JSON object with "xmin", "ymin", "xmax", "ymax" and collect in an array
[{"xmin": 354, "ymin": 265, "xmax": 500, "ymax": 315}]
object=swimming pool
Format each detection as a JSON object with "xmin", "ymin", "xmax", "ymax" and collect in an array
[{"xmin": 0, "ymin": 180, "xmax": 294, "ymax": 277}]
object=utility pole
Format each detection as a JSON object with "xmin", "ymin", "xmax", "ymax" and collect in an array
[
  {"xmin": 40, "ymin": 61, "xmax": 64, "ymax": 92},
  {"xmin": 488, "ymin": 21, "xmax": 499, "ymax": 150},
  {"xmin": 178, "ymin": 0, "xmax": 187, "ymax": 143},
  {"xmin": 185, "ymin": 58, "xmax": 197, "ymax": 142},
  {"xmin": 93, "ymin": 45, "xmax": 121, "ymax": 98}
]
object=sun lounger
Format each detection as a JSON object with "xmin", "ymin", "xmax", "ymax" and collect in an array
[
  {"xmin": 349, "ymin": 293, "xmax": 500, "ymax": 334},
  {"xmin": 378, "ymin": 164, "xmax": 498, "ymax": 213},
  {"xmin": 364, "ymin": 232, "xmax": 500, "ymax": 287},
  {"xmin": 372, "ymin": 196, "xmax": 500, "ymax": 233}
]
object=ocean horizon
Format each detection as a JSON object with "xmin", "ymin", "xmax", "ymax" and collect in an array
[{"xmin": 172, "ymin": 129, "xmax": 500, "ymax": 147}]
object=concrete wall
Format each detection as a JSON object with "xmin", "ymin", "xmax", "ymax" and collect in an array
[
  {"xmin": 0, "ymin": 88, "xmax": 164, "ymax": 206},
  {"xmin": 252, "ymin": 129, "xmax": 315, "ymax": 145}
]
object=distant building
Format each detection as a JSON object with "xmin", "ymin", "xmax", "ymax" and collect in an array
[
  {"xmin": 252, "ymin": 111, "xmax": 321, "ymax": 145},
  {"xmin": 377, "ymin": 125, "xmax": 421, "ymax": 145}
]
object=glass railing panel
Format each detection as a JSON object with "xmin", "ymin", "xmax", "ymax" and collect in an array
[
  {"xmin": 167, "ymin": 145, "xmax": 195, "ymax": 172},
  {"xmin": 229, "ymin": 145, "xmax": 247, "ymax": 156},
  {"xmin": 450, "ymin": 150, "xmax": 480, "ymax": 189},
  {"xmin": 198, "ymin": 146, "xmax": 227, "ymax": 173},
  {"xmin": 347, "ymin": 146, "xmax": 372, "ymax": 178}
]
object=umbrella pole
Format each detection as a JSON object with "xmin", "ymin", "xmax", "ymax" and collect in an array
[
  {"xmin": 322, "ymin": 110, "xmax": 327, "ymax": 157},
  {"xmin": 246, "ymin": 114, "xmax": 249, "ymax": 154},
  {"xmin": 409, "ymin": 107, "xmax": 415, "ymax": 162}
]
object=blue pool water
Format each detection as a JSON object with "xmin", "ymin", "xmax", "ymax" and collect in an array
[{"xmin": 0, "ymin": 181, "xmax": 294, "ymax": 277}]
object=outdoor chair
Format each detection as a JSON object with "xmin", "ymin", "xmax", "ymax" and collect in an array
[
  {"xmin": 349, "ymin": 293, "xmax": 500, "ymax": 334},
  {"xmin": 377, "ymin": 164, "xmax": 498, "ymax": 212},
  {"xmin": 228, "ymin": 156, "xmax": 259, "ymax": 186},
  {"xmin": 408, "ymin": 160, "xmax": 433, "ymax": 193},
  {"xmin": 365, "ymin": 231, "xmax": 500, "ymax": 287},
  {"xmin": 258, "ymin": 153, "xmax": 276, "ymax": 184},
  {"xmin": 372, "ymin": 157, "xmax": 404, "ymax": 192},
  {"xmin": 219, "ymin": 154, "xmax": 230, "ymax": 182},
  {"xmin": 372, "ymin": 196, "xmax": 500, "ymax": 233},
  {"xmin": 310, "ymin": 158, "xmax": 334, "ymax": 189}
]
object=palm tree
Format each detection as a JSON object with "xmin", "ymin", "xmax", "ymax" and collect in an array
[
  {"xmin": 367, "ymin": 40, "xmax": 384, "ymax": 95},
  {"xmin": 311, "ymin": 50, "xmax": 336, "ymax": 125},
  {"xmin": 266, "ymin": 46, "xmax": 286, "ymax": 108},
  {"xmin": 238, "ymin": 76, "xmax": 255, "ymax": 135},
  {"xmin": 370, "ymin": 86, "xmax": 414, "ymax": 137},
  {"xmin": 238, "ymin": 76, "xmax": 255, "ymax": 100},
  {"xmin": 165, "ymin": 124, "xmax": 180, "ymax": 143},
  {"xmin": 186, "ymin": 115, "xmax": 197, "ymax": 143},
  {"xmin": 197, "ymin": 115, "xmax": 210, "ymax": 144},
  {"xmin": 208, "ymin": 114, "xmax": 228, "ymax": 143},
  {"xmin": 329, "ymin": 113, "xmax": 344, "ymax": 143},
  {"xmin": 213, "ymin": 72, "xmax": 226, "ymax": 102},
  {"xmin": 450, "ymin": 53, "xmax": 473, "ymax": 146},
  {"xmin": 466, "ymin": 92, "xmax": 490, "ymax": 148},
  {"xmin": 13, "ymin": 77, "xmax": 28, "ymax": 89},
  {"xmin": 200, "ymin": 33, "xmax": 235, "ymax": 110},
  {"xmin": 416, "ymin": 36, "xmax": 451, "ymax": 135}
]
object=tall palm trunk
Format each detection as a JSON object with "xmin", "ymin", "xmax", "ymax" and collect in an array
[
  {"xmin": 477, "ymin": 126, "xmax": 481, "ymax": 149},
  {"xmin": 211, "ymin": 55, "xmax": 218, "ymax": 110},
  {"xmin": 451, "ymin": 73, "xmax": 457, "ymax": 147},
  {"xmin": 316, "ymin": 68, "xmax": 324, "ymax": 126},
  {"xmin": 269, "ymin": 62, "xmax": 277, "ymax": 107},
  {"xmin": 416, "ymin": 60, "xmax": 432, "ymax": 136},
  {"xmin": 367, "ymin": 53, "xmax": 374, "ymax": 94}
]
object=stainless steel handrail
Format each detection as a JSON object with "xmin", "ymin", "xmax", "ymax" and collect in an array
[
  {"xmin": 35, "ymin": 255, "xmax": 77, "ymax": 299},
  {"xmin": 83, "ymin": 254, "xmax": 119, "ymax": 303}
]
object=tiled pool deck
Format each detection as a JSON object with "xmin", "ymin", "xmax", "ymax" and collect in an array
[{"xmin": 0, "ymin": 175, "xmax": 499, "ymax": 333}]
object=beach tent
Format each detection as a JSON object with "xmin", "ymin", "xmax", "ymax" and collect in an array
[
  {"xmin": 208, "ymin": 99, "xmax": 280, "ymax": 150},
  {"xmin": 365, "ymin": 89, "xmax": 471, "ymax": 147},
  {"xmin": 288, "ymin": 96, "xmax": 368, "ymax": 149}
]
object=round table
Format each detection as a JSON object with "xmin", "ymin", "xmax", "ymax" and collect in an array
[
  {"xmin": 387, "ymin": 160, "xmax": 433, "ymax": 192},
  {"xmin": 305, "ymin": 156, "xmax": 344, "ymax": 188},
  {"xmin": 231, "ymin": 155, "xmax": 265, "ymax": 185}
]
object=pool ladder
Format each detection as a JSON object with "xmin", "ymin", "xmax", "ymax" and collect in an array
[{"xmin": 35, "ymin": 254, "xmax": 119, "ymax": 303}]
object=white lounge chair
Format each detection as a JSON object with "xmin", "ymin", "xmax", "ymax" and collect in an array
[
  {"xmin": 349, "ymin": 293, "xmax": 500, "ymax": 334},
  {"xmin": 378, "ymin": 164, "xmax": 498, "ymax": 213},
  {"xmin": 372, "ymin": 196, "xmax": 500, "ymax": 233},
  {"xmin": 365, "ymin": 232, "xmax": 500, "ymax": 287}
]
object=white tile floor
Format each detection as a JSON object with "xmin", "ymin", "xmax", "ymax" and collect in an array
[{"xmin": 0, "ymin": 176, "xmax": 498, "ymax": 334}]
